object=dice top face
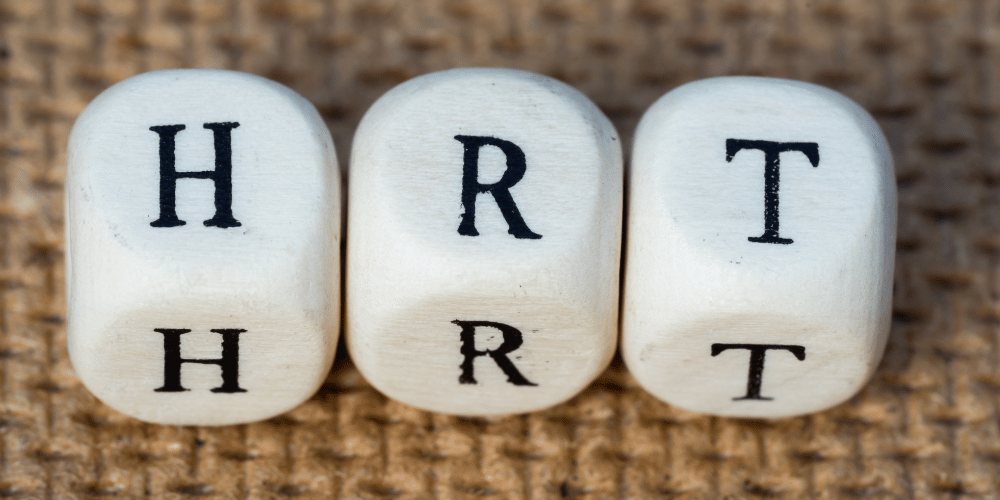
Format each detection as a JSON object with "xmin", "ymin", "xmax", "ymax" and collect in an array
[
  {"xmin": 348, "ymin": 68, "xmax": 622, "ymax": 416},
  {"xmin": 69, "ymin": 70, "xmax": 336, "ymax": 258},
  {"xmin": 351, "ymin": 69, "xmax": 615, "ymax": 257},
  {"xmin": 622, "ymin": 77, "xmax": 896, "ymax": 418},
  {"xmin": 67, "ymin": 69, "xmax": 340, "ymax": 425}
]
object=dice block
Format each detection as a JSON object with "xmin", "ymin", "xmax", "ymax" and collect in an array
[
  {"xmin": 622, "ymin": 77, "xmax": 896, "ymax": 418},
  {"xmin": 67, "ymin": 69, "xmax": 340, "ymax": 425},
  {"xmin": 347, "ymin": 68, "xmax": 622, "ymax": 415}
]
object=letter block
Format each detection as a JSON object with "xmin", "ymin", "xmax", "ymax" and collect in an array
[
  {"xmin": 347, "ymin": 68, "xmax": 622, "ymax": 415},
  {"xmin": 67, "ymin": 69, "xmax": 340, "ymax": 425},
  {"xmin": 622, "ymin": 77, "xmax": 896, "ymax": 418}
]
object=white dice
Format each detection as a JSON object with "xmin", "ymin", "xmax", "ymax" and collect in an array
[
  {"xmin": 66, "ymin": 69, "xmax": 340, "ymax": 425},
  {"xmin": 621, "ymin": 77, "xmax": 896, "ymax": 418},
  {"xmin": 347, "ymin": 68, "xmax": 622, "ymax": 415},
  {"xmin": 67, "ymin": 69, "xmax": 895, "ymax": 423}
]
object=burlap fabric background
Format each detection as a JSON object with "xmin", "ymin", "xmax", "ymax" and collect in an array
[{"xmin": 1, "ymin": 0, "xmax": 996, "ymax": 498}]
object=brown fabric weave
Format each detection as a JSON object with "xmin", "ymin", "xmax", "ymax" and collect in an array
[{"xmin": 1, "ymin": 0, "xmax": 997, "ymax": 497}]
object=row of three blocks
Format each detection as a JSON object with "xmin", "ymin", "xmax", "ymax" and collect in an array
[{"xmin": 66, "ymin": 68, "xmax": 896, "ymax": 426}]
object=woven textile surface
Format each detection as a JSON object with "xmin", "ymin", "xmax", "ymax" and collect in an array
[{"xmin": 1, "ymin": 0, "xmax": 998, "ymax": 498}]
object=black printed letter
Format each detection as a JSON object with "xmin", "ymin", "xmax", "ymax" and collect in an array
[
  {"xmin": 453, "ymin": 320, "xmax": 537, "ymax": 386},
  {"xmin": 150, "ymin": 122, "xmax": 241, "ymax": 228},
  {"xmin": 154, "ymin": 328, "xmax": 247, "ymax": 393},
  {"xmin": 454, "ymin": 135, "xmax": 542, "ymax": 239},
  {"xmin": 725, "ymin": 139, "xmax": 819, "ymax": 244},
  {"xmin": 711, "ymin": 343, "xmax": 806, "ymax": 400}
]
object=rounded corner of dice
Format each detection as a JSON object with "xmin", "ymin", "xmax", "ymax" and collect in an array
[
  {"xmin": 66, "ymin": 69, "xmax": 896, "ymax": 424},
  {"xmin": 66, "ymin": 69, "xmax": 341, "ymax": 426}
]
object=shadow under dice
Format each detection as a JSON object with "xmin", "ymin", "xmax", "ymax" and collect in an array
[
  {"xmin": 347, "ymin": 68, "xmax": 623, "ymax": 416},
  {"xmin": 622, "ymin": 77, "xmax": 896, "ymax": 418},
  {"xmin": 67, "ymin": 69, "xmax": 340, "ymax": 425}
]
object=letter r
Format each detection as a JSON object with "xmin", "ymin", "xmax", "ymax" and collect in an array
[{"xmin": 454, "ymin": 135, "xmax": 542, "ymax": 239}]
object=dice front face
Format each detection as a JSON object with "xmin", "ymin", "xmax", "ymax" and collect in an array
[
  {"xmin": 67, "ymin": 70, "xmax": 340, "ymax": 425},
  {"xmin": 622, "ymin": 77, "xmax": 896, "ymax": 418},
  {"xmin": 347, "ymin": 68, "xmax": 622, "ymax": 416}
]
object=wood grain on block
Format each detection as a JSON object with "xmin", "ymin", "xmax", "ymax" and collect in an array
[
  {"xmin": 66, "ymin": 69, "xmax": 340, "ymax": 425},
  {"xmin": 622, "ymin": 77, "xmax": 896, "ymax": 418},
  {"xmin": 347, "ymin": 68, "xmax": 622, "ymax": 416}
]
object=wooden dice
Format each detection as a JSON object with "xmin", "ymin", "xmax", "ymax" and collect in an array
[
  {"xmin": 66, "ymin": 69, "xmax": 897, "ymax": 423},
  {"xmin": 621, "ymin": 77, "xmax": 896, "ymax": 418},
  {"xmin": 66, "ymin": 69, "xmax": 340, "ymax": 425},
  {"xmin": 346, "ymin": 68, "xmax": 623, "ymax": 415}
]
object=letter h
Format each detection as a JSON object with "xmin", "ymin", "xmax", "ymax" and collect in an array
[
  {"xmin": 154, "ymin": 328, "xmax": 247, "ymax": 393},
  {"xmin": 149, "ymin": 122, "xmax": 241, "ymax": 228}
]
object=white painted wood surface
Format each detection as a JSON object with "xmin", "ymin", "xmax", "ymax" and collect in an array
[
  {"xmin": 347, "ymin": 68, "xmax": 622, "ymax": 416},
  {"xmin": 67, "ymin": 69, "xmax": 340, "ymax": 425},
  {"xmin": 622, "ymin": 77, "xmax": 896, "ymax": 418}
]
